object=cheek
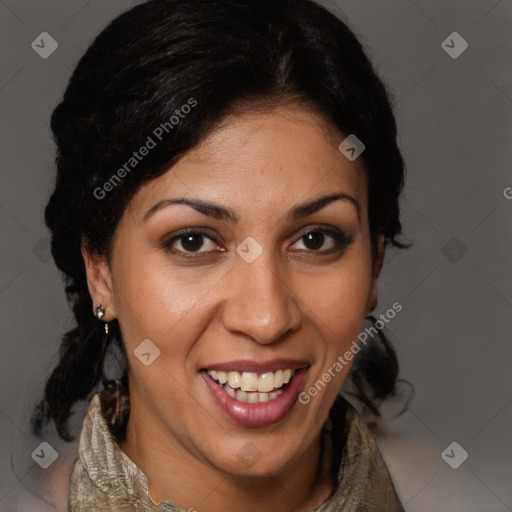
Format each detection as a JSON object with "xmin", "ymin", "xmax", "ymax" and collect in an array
[
  {"xmin": 112, "ymin": 250, "xmax": 225, "ymax": 366},
  {"xmin": 112, "ymin": 259, "xmax": 208, "ymax": 409},
  {"xmin": 300, "ymin": 260, "xmax": 373, "ymax": 339},
  {"xmin": 299, "ymin": 264, "xmax": 372, "ymax": 413}
]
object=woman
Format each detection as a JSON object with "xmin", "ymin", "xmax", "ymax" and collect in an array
[{"xmin": 30, "ymin": 0, "xmax": 409, "ymax": 510}]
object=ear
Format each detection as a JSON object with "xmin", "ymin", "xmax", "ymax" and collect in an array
[
  {"xmin": 365, "ymin": 235, "xmax": 386, "ymax": 316},
  {"xmin": 81, "ymin": 243, "xmax": 116, "ymax": 321}
]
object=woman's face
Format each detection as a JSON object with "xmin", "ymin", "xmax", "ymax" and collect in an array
[{"xmin": 84, "ymin": 104, "xmax": 383, "ymax": 478}]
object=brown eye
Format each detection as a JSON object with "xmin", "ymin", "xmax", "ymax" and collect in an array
[
  {"xmin": 180, "ymin": 233, "xmax": 206, "ymax": 252},
  {"xmin": 290, "ymin": 228, "xmax": 353, "ymax": 254},
  {"xmin": 163, "ymin": 230, "xmax": 221, "ymax": 258},
  {"xmin": 302, "ymin": 231, "xmax": 326, "ymax": 250}
]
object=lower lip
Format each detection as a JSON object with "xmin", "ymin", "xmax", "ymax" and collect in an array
[{"xmin": 201, "ymin": 368, "xmax": 309, "ymax": 428}]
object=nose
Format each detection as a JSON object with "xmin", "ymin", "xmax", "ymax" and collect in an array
[{"xmin": 221, "ymin": 252, "xmax": 302, "ymax": 345}]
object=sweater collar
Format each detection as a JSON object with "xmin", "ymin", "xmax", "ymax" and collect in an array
[{"xmin": 69, "ymin": 390, "xmax": 402, "ymax": 511}]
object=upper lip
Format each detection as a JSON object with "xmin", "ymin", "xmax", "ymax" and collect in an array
[{"xmin": 201, "ymin": 359, "xmax": 310, "ymax": 373}]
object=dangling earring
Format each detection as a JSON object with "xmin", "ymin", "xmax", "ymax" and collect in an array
[
  {"xmin": 95, "ymin": 303, "xmax": 109, "ymax": 335},
  {"xmin": 95, "ymin": 304, "xmax": 112, "ymax": 391}
]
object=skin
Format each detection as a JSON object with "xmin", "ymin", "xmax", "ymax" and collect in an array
[{"xmin": 82, "ymin": 104, "xmax": 385, "ymax": 512}]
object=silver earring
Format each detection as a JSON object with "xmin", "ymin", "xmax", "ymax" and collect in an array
[
  {"xmin": 95, "ymin": 303, "xmax": 109, "ymax": 338},
  {"xmin": 95, "ymin": 303, "xmax": 106, "ymax": 320}
]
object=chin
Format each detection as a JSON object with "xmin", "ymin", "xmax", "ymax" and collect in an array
[{"xmin": 207, "ymin": 439, "xmax": 305, "ymax": 479}]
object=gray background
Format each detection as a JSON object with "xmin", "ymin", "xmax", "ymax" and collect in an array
[{"xmin": 1, "ymin": 0, "xmax": 511, "ymax": 511}]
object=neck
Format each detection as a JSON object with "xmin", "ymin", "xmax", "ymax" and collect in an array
[{"xmin": 118, "ymin": 391, "xmax": 335, "ymax": 512}]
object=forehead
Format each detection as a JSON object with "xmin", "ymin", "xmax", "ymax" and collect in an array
[{"xmin": 128, "ymin": 105, "xmax": 368, "ymax": 221}]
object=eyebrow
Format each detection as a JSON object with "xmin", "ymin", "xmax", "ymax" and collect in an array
[{"xmin": 142, "ymin": 192, "xmax": 360, "ymax": 224}]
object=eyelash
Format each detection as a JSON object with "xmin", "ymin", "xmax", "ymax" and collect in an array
[{"xmin": 162, "ymin": 226, "xmax": 353, "ymax": 260}]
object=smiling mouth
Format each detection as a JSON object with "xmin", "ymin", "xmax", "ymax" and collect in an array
[
  {"xmin": 201, "ymin": 365, "xmax": 310, "ymax": 428},
  {"xmin": 205, "ymin": 369, "xmax": 297, "ymax": 404}
]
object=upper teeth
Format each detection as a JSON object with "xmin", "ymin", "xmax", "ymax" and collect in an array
[{"xmin": 207, "ymin": 369, "xmax": 296, "ymax": 392}]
